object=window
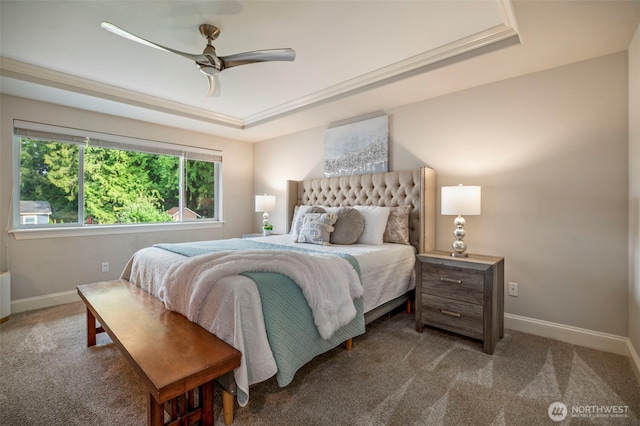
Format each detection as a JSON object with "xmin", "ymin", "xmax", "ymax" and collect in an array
[
  {"xmin": 13, "ymin": 120, "xmax": 222, "ymax": 229},
  {"xmin": 22, "ymin": 216, "xmax": 37, "ymax": 225}
]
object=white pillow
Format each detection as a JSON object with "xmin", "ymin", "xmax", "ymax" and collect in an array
[
  {"xmin": 290, "ymin": 205, "xmax": 327, "ymax": 235},
  {"xmin": 352, "ymin": 205, "xmax": 391, "ymax": 245},
  {"xmin": 296, "ymin": 213, "xmax": 338, "ymax": 246},
  {"xmin": 289, "ymin": 205, "xmax": 312, "ymax": 235}
]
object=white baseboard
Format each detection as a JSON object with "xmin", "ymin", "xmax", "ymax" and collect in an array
[
  {"xmin": 628, "ymin": 338, "xmax": 640, "ymax": 385},
  {"xmin": 11, "ymin": 290, "xmax": 80, "ymax": 314},
  {"xmin": 505, "ymin": 313, "xmax": 629, "ymax": 355},
  {"xmin": 506, "ymin": 313, "xmax": 640, "ymax": 385}
]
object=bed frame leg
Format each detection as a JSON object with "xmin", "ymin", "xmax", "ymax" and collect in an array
[
  {"xmin": 345, "ymin": 338, "xmax": 353, "ymax": 351},
  {"xmin": 406, "ymin": 299, "xmax": 413, "ymax": 314},
  {"xmin": 222, "ymin": 390, "xmax": 234, "ymax": 425}
]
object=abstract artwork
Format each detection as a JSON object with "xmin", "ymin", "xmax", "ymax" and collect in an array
[{"xmin": 324, "ymin": 115, "xmax": 388, "ymax": 177}]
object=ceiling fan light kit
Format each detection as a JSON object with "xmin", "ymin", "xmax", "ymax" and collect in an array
[{"xmin": 101, "ymin": 21, "xmax": 296, "ymax": 97}]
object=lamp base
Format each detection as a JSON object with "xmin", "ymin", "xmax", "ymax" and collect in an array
[
  {"xmin": 450, "ymin": 252, "xmax": 468, "ymax": 258},
  {"xmin": 450, "ymin": 215, "xmax": 469, "ymax": 258}
]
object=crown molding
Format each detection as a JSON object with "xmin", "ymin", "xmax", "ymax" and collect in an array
[
  {"xmin": 0, "ymin": 20, "xmax": 519, "ymax": 132},
  {"xmin": 243, "ymin": 23, "xmax": 520, "ymax": 127},
  {"xmin": 0, "ymin": 57, "xmax": 243, "ymax": 129}
]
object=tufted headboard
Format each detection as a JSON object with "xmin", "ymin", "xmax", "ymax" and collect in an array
[{"xmin": 286, "ymin": 167, "xmax": 436, "ymax": 253}]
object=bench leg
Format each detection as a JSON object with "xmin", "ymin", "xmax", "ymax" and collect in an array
[
  {"xmin": 222, "ymin": 389, "xmax": 234, "ymax": 425},
  {"xmin": 147, "ymin": 394, "xmax": 164, "ymax": 426},
  {"xmin": 201, "ymin": 380, "xmax": 215, "ymax": 426},
  {"xmin": 86, "ymin": 307, "xmax": 96, "ymax": 347}
]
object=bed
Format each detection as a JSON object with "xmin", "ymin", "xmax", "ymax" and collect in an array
[{"xmin": 119, "ymin": 166, "xmax": 436, "ymax": 412}]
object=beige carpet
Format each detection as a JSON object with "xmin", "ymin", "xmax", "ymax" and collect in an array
[{"xmin": 1, "ymin": 301, "xmax": 639, "ymax": 425}]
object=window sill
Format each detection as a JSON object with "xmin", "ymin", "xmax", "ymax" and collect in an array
[{"xmin": 9, "ymin": 221, "xmax": 224, "ymax": 240}]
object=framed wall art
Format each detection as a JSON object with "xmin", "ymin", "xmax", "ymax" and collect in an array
[{"xmin": 324, "ymin": 114, "xmax": 388, "ymax": 177}]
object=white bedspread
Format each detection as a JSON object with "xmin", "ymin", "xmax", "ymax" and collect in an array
[
  {"xmin": 120, "ymin": 235, "xmax": 415, "ymax": 406},
  {"xmin": 122, "ymin": 247, "xmax": 271, "ymax": 406},
  {"xmin": 158, "ymin": 249, "xmax": 362, "ymax": 340},
  {"xmin": 262, "ymin": 235, "xmax": 417, "ymax": 312}
]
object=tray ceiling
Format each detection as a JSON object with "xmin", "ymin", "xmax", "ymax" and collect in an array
[{"xmin": 1, "ymin": 1, "xmax": 639, "ymax": 142}]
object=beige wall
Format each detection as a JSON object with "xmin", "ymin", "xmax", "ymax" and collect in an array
[
  {"xmin": 0, "ymin": 95, "xmax": 254, "ymax": 301},
  {"xmin": 255, "ymin": 53, "xmax": 629, "ymax": 336},
  {"xmin": 629, "ymin": 24, "xmax": 640, "ymax": 354}
]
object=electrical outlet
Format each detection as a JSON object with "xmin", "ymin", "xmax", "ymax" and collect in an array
[
  {"xmin": 508, "ymin": 282, "xmax": 518, "ymax": 297},
  {"xmin": 101, "ymin": 262, "xmax": 110, "ymax": 273}
]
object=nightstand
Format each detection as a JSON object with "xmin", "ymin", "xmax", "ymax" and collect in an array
[
  {"xmin": 415, "ymin": 251, "xmax": 504, "ymax": 354},
  {"xmin": 242, "ymin": 233, "xmax": 280, "ymax": 238}
]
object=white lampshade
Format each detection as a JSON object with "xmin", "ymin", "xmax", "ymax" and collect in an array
[
  {"xmin": 255, "ymin": 194, "xmax": 276, "ymax": 212},
  {"xmin": 441, "ymin": 185, "xmax": 481, "ymax": 216}
]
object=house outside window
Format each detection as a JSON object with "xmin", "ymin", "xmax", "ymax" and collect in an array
[
  {"xmin": 12, "ymin": 120, "xmax": 222, "ymax": 229},
  {"xmin": 167, "ymin": 207, "xmax": 201, "ymax": 221},
  {"xmin": 19, "ymin": 201, "xmax": 52, "ymax": 225}
]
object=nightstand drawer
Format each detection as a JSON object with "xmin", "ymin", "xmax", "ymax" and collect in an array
[
  {"xmin": 421, "ymin": 264, "xmax": 483, "ymax": 287},
  {"xmin": 420, "ymin": 293, "xmax": 483, "ymax": 340},
  {"xmin": 420, "ymin": 266, "xmax": 484, "ymax": 305}
]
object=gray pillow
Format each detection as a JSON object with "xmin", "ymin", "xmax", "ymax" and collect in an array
[
  {"xmin": 307, "ymin": 206, "xmax": 327, "ymax": 214},
  {"xmin": 329, "ymin": 207, "xmax": 365, "ymax": 245}
]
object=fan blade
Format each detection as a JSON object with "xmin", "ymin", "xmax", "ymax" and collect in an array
[
  {"xmin": 206, "ymin": 74, "xmax": 221, "ymax": 97},
  {"xmin": 101, "ymin": 22, "xmax": 208, "ymax": 63},
  {"xmin": 198, "ymin": 65, "xmax": 221, "ymax": 96},
  {"xmin": 220, "ymin": 48, "xmax": 296, "ymax": 69}
]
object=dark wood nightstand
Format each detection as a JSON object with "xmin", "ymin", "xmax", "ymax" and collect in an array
[{"xmin": 415, "ymin": 251, "xmax": 504, "ymax": 354}]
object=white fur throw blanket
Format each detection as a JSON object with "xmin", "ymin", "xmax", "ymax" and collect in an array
[{"xmin": 157, "ymin": 250, "xmax": 363, "ymax": 340}]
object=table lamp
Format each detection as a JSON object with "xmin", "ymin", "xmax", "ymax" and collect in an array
[
  {"xmin": 441, "ymin": 184, "xmax": 481, "ymax": 257},
  {"xmin": 255, "ymin": 194, "xmax": 276, "ymax": 236}
]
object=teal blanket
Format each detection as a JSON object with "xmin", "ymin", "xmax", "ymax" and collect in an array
[{"xmin": 154, "ymin": 239, "xmax": 365, "ymax": 387}]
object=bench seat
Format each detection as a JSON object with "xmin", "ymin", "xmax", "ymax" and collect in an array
[{"xmin": 77, "ymin": 279, "xmax": 241, "ymax": 426}]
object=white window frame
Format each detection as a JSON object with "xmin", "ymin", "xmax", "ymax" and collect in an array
[{"xmin": 11, "ymin": 120, "xmax": 223, "ymax": 239}]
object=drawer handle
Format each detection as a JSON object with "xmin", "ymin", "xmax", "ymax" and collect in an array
[
  {"xmin": 440, "ymin": 277, "xmax": 462, "ymax": 284},
  {"xmin": 440, "ymin": 309, "xmax": 461, "ymax": 318}
]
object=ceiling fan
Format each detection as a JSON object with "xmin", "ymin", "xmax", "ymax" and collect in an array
[{"xmin": 101, "ymin": 21, "xmax": 296, "ymax": 96}]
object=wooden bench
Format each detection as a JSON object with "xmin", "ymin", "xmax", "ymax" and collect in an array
[{"xmin": 77, "ymin": 279, "xmax": 241, "ymax": 426}]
